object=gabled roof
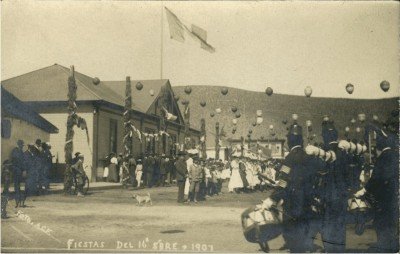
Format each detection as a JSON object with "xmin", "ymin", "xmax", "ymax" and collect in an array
[
  {"xmin": 102, "ymin": 79, "xmax": 168, "ymax": 113},
  {"xmin": 1, "ymin": 64, "xmax": 124, "ymax": 107},
  {"xmin": 1, "ymin": 87, "xmax": 59, "ymax": 133}
]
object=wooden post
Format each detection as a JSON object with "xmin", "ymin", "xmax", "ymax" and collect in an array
[
  {"xmin": 200, "ymin": 118, "xmax": 207, "ymax": 159},
  {"xmin": 215, "ymin": 122, "xmax": 220, "ymax": 160},
  {"xmin": 241, "ymin": 136, "xmax": 244, "ymax": 157},
  {"xmin": 183, "ymin": 103, "xmax": 190, "ymax": 151}
]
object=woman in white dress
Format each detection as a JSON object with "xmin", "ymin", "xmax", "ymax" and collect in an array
[{"xmin": 228, "ymin": 157, "xmax": 243, "ymax": 193}]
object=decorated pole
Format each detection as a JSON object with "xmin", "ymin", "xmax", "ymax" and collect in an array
[
  {"xmin": 200, "ymin": 118, "xmax": 207, "ymax": 159},
  {"xmin": 215, "ymin": 122, "xmax": 220, "ymax": 160},
  {"xmin": 65, "ymin": 66, "xmax": 76, "ymax": 167},
  {"xmin": 123, "ymin": 76, "xmax": 133, "ymax": 160},
  {"xmin": 64, "ymin": 66, "xmax": 90, "ymax": 193}
]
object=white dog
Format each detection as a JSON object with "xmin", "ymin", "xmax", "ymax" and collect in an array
[{"xmin": 132, "ymin": 192, "xmax": 152, "ymax": 206}]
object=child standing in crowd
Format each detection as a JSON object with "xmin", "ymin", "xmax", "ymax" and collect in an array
[{"xmin": 135, "ymin": 159, "xmax": 143, "ymax": 188}]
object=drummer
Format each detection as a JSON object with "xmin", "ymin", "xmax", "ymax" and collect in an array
[{"xmin": 258, "ymin": 118, "xmax": 314, "ymax": 252}]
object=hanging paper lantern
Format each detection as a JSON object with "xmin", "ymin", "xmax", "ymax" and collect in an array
[
  {"xmin": 380, "ymin": 80, "xmax": 390, "ymax": 92},
  {"xmin": 323, "ymin": 115, "xmax": 330, "ymax": 122},
  {"xmin": 221, "ymin": 87, "xmax": 229, "ymax": 95},
  {"xmin": 256, "ymin": 117, "xmax": 263, "ymax": 125},
  {"xmin": 92, "ymin": 77, "xmax": 100, "ymax": 85},
  {"xmin": 304, "ymin": 86, "xmax": 312, "ymax": 97},
  {"xmin": 235, "ymin": 112, "xmax": 241, "ymax": 118},
  {"xmin": 233, "ymin": 127, "xmax": 237, "ymax": 131},
  {"xmin": 269, "ymin": 125, "xmax": 274, "ymax": 130},
  {"xmin": 249, "ymin": 130, "xmax": 253, "ymax": 134},
  {"xmin": 136, "ymin": 82, "xmax": 143, "ymax": 91},
  {"xmin": 247, "ymin": 134, "xmax": 251, "ymax": 138},
  {"xmin": 256, "ymin": 110, "xmax": 262, "ymax": 117},
  {"xmin": 346, "ymin": 83, "xmax": 354, "ymax": 94},
  {"xmin": 232, "ymin": 119, "xmax": 238, "ymax": 125},
  {"xmin": 351, "ymin": 118, "xmax": 356, "ymax": 124},
  {"xmin": 372, "ymin": 115, "xmax": 378, "ymax": 121},
  {"xmin": 149, "ymin": 89, "xmax": 155, "ymax": 96},
  {"xmin": 282, "ymin": 119, "xmax": 288, "ymax": 125},
  {"xmin": 356, "ymin": 127, "xmax": 361, "ymax": 133},
  {"xmin": 358, "ymin": 113, "xmax": 366, "ymax": 122},
  {"xmin": 215, "ymin": 108, "xmax": 222, "ymax": 114},
  {"xmin": 265, "ymin": 87, "xmax": 273, "ymax": 96},
  {"xmin": 271, "ymin": 132, "xmax": 276, "ymax": 137},
  {"xmin": 184, "ymin": 86, "xmax": 192, "ymax": 94},
  {"xmin": 210, "ymin": 112, "xmax": 215, "ymax": 118},
  {"xmin": 345, "ymin": 126, "xmax": 350, "ymax": 132},
  {"xmin": 200, "ymin": 101, "xmax": 206, "ymax": 107},
  {"xmin": 232, "ymin": 130, "xmax": 236, "ymax": 134},
  {"xmin": 252, "ymin": 122, "xmax": 257, "ymax": 127},
  {"xmin": 231, "ymin": 106, "xmax": 238, "ymax": 113},
  {"xmin": 260, "ymin": 136, "xmax": 264, "ymax": 140},
  {"xmin": 306, "ymin": 120, "xmax": 312, "ymax": 127},
  {"xmin": 292, "ymin": 114, "xmax": 298, "ymax": 121},
  {"xmin": 174, "ymin": 95, "xmax": 180, "ymax": 101}
]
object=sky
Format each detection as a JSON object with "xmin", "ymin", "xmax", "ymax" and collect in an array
[{"xmin": 1, "ymin": 1, "xmax": 399, "ymax": 99}]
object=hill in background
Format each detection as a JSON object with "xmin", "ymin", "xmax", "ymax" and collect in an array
[{"xmin": 173, "ymin": 85, "xmax": 398, "ymax": 147}]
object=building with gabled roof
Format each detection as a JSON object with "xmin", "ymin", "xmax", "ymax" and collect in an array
[
  {"xmin": 1, "ymin": 64, "xmax": 200, "ymax": 182},
  {"xmin": 1, "ymin": 87, "xmax": 59, "ymax": 164}
]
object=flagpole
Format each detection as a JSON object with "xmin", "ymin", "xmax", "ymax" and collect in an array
[{"xmin": 160, "ymin": 3, "xmax": 164, "ymax": 79}]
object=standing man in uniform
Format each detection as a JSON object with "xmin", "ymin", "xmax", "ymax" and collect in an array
[
  {"xmin": 259, "ymin": 119, "xmax": 312, "ymax": 252},
  {"xmin": 175, "ymin": 151, "xmax": 187, "ymax": 203},
  {"xmin": 147, "ymin": 154, "xmax": 155, "ymax": 188},
  {"xmin": 365, "ymin": 121, "xmax": 399, "ymax": 252},
  {"xmin": 11, "ymin": 140, "xmax": 26, "ymax": 207},
  {"xmin": 320, "ymin": 117, "xmax": 348, "ymax": 252}
]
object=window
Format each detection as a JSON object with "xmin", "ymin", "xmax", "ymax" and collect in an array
[{"xmin": 109, "ymin": 119, "xmax": 118, "ymax": 154}]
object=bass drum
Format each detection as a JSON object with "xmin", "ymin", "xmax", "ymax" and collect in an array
[{"xmin": 241, "ymin": 206, "xmax": 283, "ymax": 252}]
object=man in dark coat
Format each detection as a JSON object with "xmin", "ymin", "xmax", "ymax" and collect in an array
[
  {"xmin": 147, "ymin": 155, "xmax": 155, "ymax": 188},
  {"xmin": 128, "ymin": 156, "xmax": 137, "ymax": 187},
  {"xmin": 11, "ymin": 140, "xmax": 26, "ymax": 207},
  {"xmin": 365, "ymin": 123, "xmax": 399, "ymax": 252},
  {"xmin": 260, "ymin": 120, "xmax": 313, "ymax": 252},
  {"xmin": 175, "ymin": 152, "xmax": 187, "ymax": 203},
  {"xmin": 320, "ymin": 118, "xmax": 348, "ymax": 252},
  {"xmin": 159, "ymin": 154, "xmax": 167, "ymax": 187}
]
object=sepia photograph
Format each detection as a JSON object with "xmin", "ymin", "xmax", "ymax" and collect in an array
[{"xmin": 1, "ymin": 1, "xmax": 399, "ymax": 253}]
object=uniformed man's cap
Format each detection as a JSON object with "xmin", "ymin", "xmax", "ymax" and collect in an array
[
  {"xmin": 288, "ymin": 123, "xmax": 303, "ymax": 136},
  {"xmin": 78, "ymin": 154, "xmax": 84, "ymax": 158},
  {"xmin": 35, "ymin": 139, "xmax": 42, "ymax": 145},
  {"xmin": 17, "ymin": 140, "xmax": 24, "ymax": 146},
  {"xmin": 75, "ymin": 152, "xmax": 81, "ymax": 157}
]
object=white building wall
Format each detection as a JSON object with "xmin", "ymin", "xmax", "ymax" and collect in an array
[{"xmin": 1, "ymin": 117, "xmax": 50, "ymax": 163}]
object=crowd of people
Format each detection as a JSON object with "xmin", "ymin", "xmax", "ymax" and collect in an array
[{"xmin": 2, "ymin": 139, "xmax": 53, "ymax": 208}]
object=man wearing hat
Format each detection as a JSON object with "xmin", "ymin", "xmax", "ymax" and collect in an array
[
  {"xmin": 259, "ymin": 119, "xmax": 314, "ymax": 252},
  {"xmin": 365, "ymin": 122, "xmax": 399, "ymax": 252},
  {"xmin": 320, "ymin": 117, "xmax": 348, "ymax": 252},
  {"xmin": 11, "ymin": 140, "xmax": 26, "ymax": 206},
  {"xmin": 159, "ymin": 154, "xmax": 167, "ymax": 187},
  {"xmin": 41, "ymin": 142, "xmax": 53, "ymax": 190},
  {"xmin": 71, "ymin": 153, "xmax": 86, "ymax": 197},
  {"xmin": 175, "ymin": 151, "xmax": 188, "ymax": 203},
  {"xmin": 188, "ymin": 157, "xmax": 203, "ymax": 203}
]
